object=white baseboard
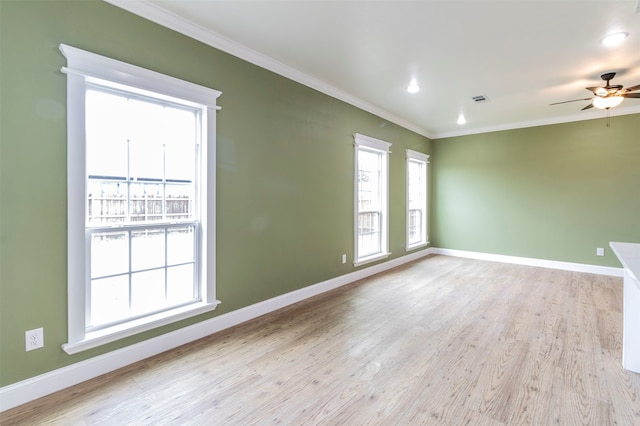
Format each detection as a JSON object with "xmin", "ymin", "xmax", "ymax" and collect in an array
[
  {"xmin": 1, "ymin": 247, "xmax": 622, "ymax": 412},
  {"xmin": 430, "ymin": 247, "xmax": 623, "ymax": 277},
  {"xmin": 0, "ymin": 248, "xmax": 433, "ymax": 412}
]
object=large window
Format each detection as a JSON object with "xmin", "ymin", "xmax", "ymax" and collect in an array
[
  {"xmin": 61, "ymin": 44, "xmax": 221, "ymax": 354},
  {"xmin": 406, "ymin": 150, "xmax": 429, "ymax": 250},
  {"xmin": 354, "ymin": 133, "xmax": 391, "ymax": 266}
]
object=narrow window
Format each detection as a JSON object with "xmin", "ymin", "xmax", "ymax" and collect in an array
[
  {"xmin": 61, "ymin": 44, "xmax": 221, "ymax": 353},
  {"xmin": 354, "ymin": 133, "xmax": 391, "ymax": 266},
  {"xmin": 406, "ymin": 149, "xmax": 429, "ymax": 250}
]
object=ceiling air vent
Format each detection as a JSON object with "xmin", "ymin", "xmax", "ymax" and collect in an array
[{"xmin": 472, "ymin": 95, "xmax": 490, "ymax": 103}]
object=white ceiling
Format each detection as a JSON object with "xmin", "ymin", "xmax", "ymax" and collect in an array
[{"xmin": 108, "ymin": 0, "xmax": 640, "ymax": 138}]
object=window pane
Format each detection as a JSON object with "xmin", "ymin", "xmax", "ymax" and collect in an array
[
  {"xmin": 408, "ymin": 160, "xmax": 424, "ymax": 209},
  {"xmin": 167, "ymin": 264, "xmax": 195, "ymax": 304},
  {"xmin": 86, "ymin": 90, "xmax": 129, "ymax": 226},
  {"xmin": 130, "ymin": 183, "xmax": 163, "ymax": 222},
  {"xmin": 131, "ymin": 229, "xmax": 165, "ymax": 271},
  {"xmin": 85, "ymin": 90, "xmax": 129, "ymax": 180},
  {"xmin": 91, "ymin": 231, "xmax": 129, "ymax": 278},
  {"xmin": 129, "ymin": 140, "xmax": 164, "ymax": 182},
  {"xmin": 129, "ymin": 183, "xmax": 146, "ymax": 222},
  {"xmin": 88, "ymin": 179, "xmax": 127, "ymax": 225},
  {"xmin": 131, "ymin": 269, "xmax": 165, "ymax": 315},
  {"xmin": 167, "ymin": 226, "xmax": 195, "ymax": 265},
  {"xmin": 166, "ymin": 184, "xmax": 194, "ymax": 221},
  {"xmin": 90, "ymin": 275, "xmax": 129, "ymax": 327},
  {"xmin": 358, "ymin": 150, "xmax": 381, "ymax": 212},
  {"xmin": 128, "ymin": 99, "xmax": 164, "ymax": 181},
  {"xmin": 165, "ymin": 108, "xmax": 196, "ymax": 183},
  {"xmin": 408, "ymin": 210, "xmax": 422, "ymax": 244},
  {"xmin": 358, "ymin": 212, "xmax": 381, "ymax": 257}
]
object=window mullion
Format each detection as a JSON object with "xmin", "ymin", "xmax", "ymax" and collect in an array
[
  {"xmin": 126, "ymin": 138, "xmax": 132, "ymax": 222},
  {"xmin": 128, "ymin": 230, "xmax": 133, "ymax": 313},
  {"xmin": 164, "ymin": 228, "xmax": 169, "ymax": 302},
  {"xmin": 162, "ymin": 126, "xmax": 168, "ymax": 302},
  {"xmin": 85, "ymin": 229, "xmax": 92, "ymax": 331}
]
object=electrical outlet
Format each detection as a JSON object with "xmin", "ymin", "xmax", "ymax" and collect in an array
[
  {"xmin": 25, "ymin": 327, "xmax": 44, "ymax": 351},
  {"xmin": 342, "ymin": 254, "xmax": 347, "ymax": 264},
  {"xmin": 596, "ymin": 247, "xmax": 605, "ymax": 257}
]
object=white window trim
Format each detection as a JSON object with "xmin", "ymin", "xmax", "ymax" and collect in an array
[
  {"xmin": 353, "ymin": 133, "xmax": 391, "ymax": 267},
  {"xmin": 406, "ymin": 149, "xmax": 430, "ymax": 251},
  {"xmin": 60, "ymin": 44, "xmax": 222, "ymax": 354}
]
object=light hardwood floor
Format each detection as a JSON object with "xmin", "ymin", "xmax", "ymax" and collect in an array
[{"xmin": 3, "ymin": 255, "xmax": 640, "ymax": 425}]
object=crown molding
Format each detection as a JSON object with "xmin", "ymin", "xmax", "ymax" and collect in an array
[
  {"xmin": 434, "ymin": 105, "xmax": 640, "ymax": 139},
  {"xmin": 103, "ymin": 0, "xmax": 435, "ymax": 139},
  {"xmin": 104, "ymin": 0, "xmax": 638, "ymax": 141}
]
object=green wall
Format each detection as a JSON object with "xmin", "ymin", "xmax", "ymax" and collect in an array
[
  {"xmin": 432, "ymin": 115, "xmax": 640, "ymax": 265},
  {"xmin": 0, "ymin": 1, "xmax": 430, "ymax": 387},
  {"xmin": 2, "ymin": 0, "xmax": 638, "ymax": 391}
]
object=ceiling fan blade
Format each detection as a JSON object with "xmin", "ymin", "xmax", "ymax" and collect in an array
[
  {"xmin": 581, "ymin": 103, "xmax": 594, "ymax": 111},
  {"xmin": 624, "ymin": 84, "xmax": 640, "ymax": 92},
  {"xmin": 622, "ymin": 93, "xmax": 640, "ymax": 98},
  {"xmin": 549, "ymin": 98, "xmax": 592, "ymax": 106}
]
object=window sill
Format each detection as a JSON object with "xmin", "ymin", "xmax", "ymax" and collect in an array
[
  {"xmin": 62, "ymin": 300, "xmax": 221, "ymax": 355},
  {"xmin": 406, "ymin": 241, "xmax": 430, "ymax": 251},
  {"xmin": 353, "ymin": 252, "xmax": 391, "ymax": 267}
]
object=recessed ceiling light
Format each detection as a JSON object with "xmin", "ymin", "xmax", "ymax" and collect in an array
[
  {"xmin": 457, "ymin": 114, "xmax": 466, "ymax": 125},
  {"xmin": 602, "ymin": 32, "xmax": 628, "ymax": 46},
  {"xmin": 407, "ymin": 83, "xmax": 420, "ymax": 94}
]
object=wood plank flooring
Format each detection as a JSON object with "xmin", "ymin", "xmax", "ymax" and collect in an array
[{"xmin": 3, "ymin": 255, "xmax": 640, "ymax": 425}]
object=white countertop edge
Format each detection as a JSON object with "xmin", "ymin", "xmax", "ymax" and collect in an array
[{"xmin": 610, "ymin": 242, "xmax": 640, "ymax": 285}]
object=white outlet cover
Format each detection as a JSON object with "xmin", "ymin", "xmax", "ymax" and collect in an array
[
  {"xmin": 25, "ymin": 327, "xmax": 44, "ymax": 351},
  {"xmin": 596, "ymin": 248, "xmax": 605, "ymax": 256}
]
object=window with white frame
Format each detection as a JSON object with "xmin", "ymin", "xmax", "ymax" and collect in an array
[
  {"xmin": 60, "ymin": 44, "xmax": 221, "ymax": 354},
  {"xmin": 406, "ymin": 149, "xmax": 429, "ymax": 250},
  {"xmin": 354, "ymin": 133, "xmax": 391, "ymax": 266}
]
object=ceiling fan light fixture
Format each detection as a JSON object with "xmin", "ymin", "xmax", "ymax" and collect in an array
[
  {"xmin": 592, "ymin": 95, "xmax": 624, "ymax": 109},
  {"xmin": 601, "ymin": 32, "xmax": 628, "ymax": 46}
]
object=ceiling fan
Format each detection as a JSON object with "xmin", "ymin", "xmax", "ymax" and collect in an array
[{"xmin": 550, "ymin": 72, "xmax": 640, "ymax": 110}]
